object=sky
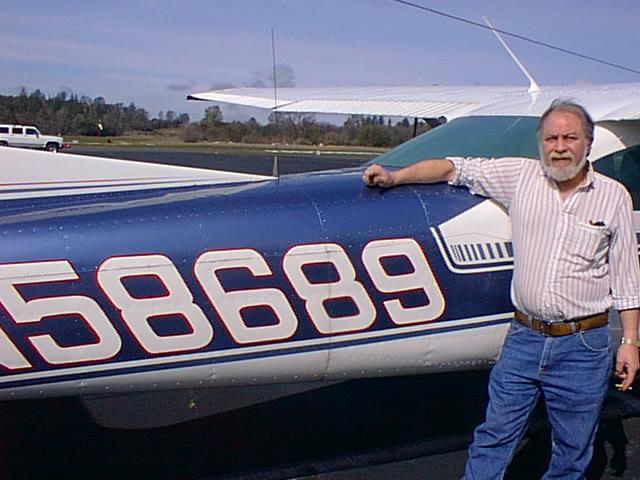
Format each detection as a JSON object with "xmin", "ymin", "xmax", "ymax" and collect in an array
[{"xmin": 2, "ymin": 0, "xmax": 639, "ymax": 122}]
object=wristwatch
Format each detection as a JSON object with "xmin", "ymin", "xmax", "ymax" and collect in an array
[{"xmin": 621, "ymin": 337, "xmax": 640, "ymax": 347}]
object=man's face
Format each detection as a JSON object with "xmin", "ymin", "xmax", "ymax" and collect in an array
[{"xmin": 539, "ymin": 110, "xmax": 591, "ymax": 182}]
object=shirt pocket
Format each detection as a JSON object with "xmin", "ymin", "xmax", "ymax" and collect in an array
[{"xmin": 566, "ymin": 220, "xmax": 610, "ymax": 265}]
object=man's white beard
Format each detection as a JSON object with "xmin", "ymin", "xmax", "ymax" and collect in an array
[{"xmin": 541, "ymin": 151, "xmax": 587, "ymax": 182}]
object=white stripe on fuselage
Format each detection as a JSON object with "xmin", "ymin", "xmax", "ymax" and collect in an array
[{"xmin": 0, "ymin": 312, "xmax": 512, "ymax": 386}]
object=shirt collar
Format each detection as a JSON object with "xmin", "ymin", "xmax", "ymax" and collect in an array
[{"xmin": 580, "ymin": 162, "xmax": 596, "ymax": 191}]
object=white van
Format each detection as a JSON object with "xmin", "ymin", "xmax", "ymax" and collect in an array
[{"xmin": 0, "ymin": 125, "xmax": 65, "ymax": 152}]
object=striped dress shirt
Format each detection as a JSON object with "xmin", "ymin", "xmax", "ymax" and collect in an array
[{"xmin": 449, "ymin": 156, "xmax": 640, "ymax": 321}]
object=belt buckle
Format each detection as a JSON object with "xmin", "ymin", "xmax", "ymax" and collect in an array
[{"xmin": 539, "ymin": 320, "xmax": 553, "ymax": 336}]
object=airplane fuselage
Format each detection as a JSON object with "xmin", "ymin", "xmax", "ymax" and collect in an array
[{"xmin": 0, "ymin": 169, "xmax": 514, "ymax": 399}]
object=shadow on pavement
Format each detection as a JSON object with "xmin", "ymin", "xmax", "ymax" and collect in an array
[{"xmin": 4, "ymin": 371, "xmax": 640, "ymax": 479}]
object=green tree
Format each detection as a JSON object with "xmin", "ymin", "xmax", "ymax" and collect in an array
[{"xmin": 203, "ymin": 106, "xmax": 223, "ymax": 127}]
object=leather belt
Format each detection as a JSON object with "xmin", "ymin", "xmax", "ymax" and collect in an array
[{"xmin": 514, "ymin": 310, "xmax": 608, "ymax": 337}]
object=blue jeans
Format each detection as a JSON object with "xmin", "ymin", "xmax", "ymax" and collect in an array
[{"xmin": 463, "ymin": 320, "xmax": 611, "ymax": 480}]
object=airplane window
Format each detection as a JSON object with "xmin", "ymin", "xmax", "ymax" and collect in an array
[
  {"xmin": 592, "ymin": 144, "xmax": 640, "ymax": 209},
  {"xmin": 370, "ymin": 116, "xmax": 539, "ymax": 167}
]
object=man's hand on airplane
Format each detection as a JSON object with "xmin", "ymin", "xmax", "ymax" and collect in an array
[{"xmin": 363, "ymin": 164, "xmax": 396, "ymax": 188}]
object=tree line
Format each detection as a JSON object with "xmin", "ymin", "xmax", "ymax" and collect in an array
[
  {"xmin": 182, "ymin": 106, "xmax": 430, "ymax": 148},
  {"xmin": 0, "ymin": 89, "xmax": 187, "ymax": 136},
  {"xmin": 0, "ymin": 90, "xmax": 432, "ymax": 148}
]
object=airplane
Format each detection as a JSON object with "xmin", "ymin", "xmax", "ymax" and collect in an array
[
  {"xmin": 0, "ymin": 85, "xmax": 639, "ymax": 430},
  {"xmin": 187, "ymin": 83, "xmax": 640, "ymax": 156},
  {"xmin": 2, "ymin": 15, "xmax": 640, "ymax": 427}
]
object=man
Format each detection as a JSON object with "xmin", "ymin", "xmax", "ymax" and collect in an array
[{"xmin": 363, "ymin": 100, "xmax": 640, "ymax": 479}]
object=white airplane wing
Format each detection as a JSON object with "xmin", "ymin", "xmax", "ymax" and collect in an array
[
  {"xmin": 188, "ymin": 83, "xmax": 640, "ymax": 122},
  {"xmin": 0, "ymin": 147, "xmax": 274, "ymax": 199}
]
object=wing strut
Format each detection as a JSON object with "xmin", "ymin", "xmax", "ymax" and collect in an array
[{"xmin": 483, "ymin": 17, "xmax": 540, "ymax": 94}]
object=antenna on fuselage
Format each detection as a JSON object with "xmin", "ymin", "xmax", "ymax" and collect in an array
[
  {"xmin": 483, "ymin": 17, "xmax": 540, "ymax": 95},
  {"xmin": 271, "ymin": 27, "xmax": 280, "ymax": 178}
]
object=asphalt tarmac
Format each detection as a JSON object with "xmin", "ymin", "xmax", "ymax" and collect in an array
[
  {"xmin": 6, "ymin": 370, "xmax": 640, "ymax": 480},
  {"xmin": 304, "ymin": 417, "xmax": 640, "ymax": 480},
  {"xmin": 305, "ymin": 390, "xmax": 640, "ymax": 480},
  {"xmin": 68, "ymin": 145, "xmax": 371, "ymax": 175}
]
